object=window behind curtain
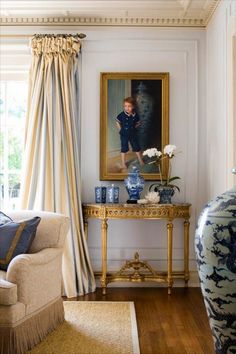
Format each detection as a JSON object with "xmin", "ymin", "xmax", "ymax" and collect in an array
[{"xmin": 0, "ymin": 81, "xmax": 28, "ymax": 209}]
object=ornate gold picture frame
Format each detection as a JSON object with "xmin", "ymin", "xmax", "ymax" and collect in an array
[{"xmin": 100, "ymin": 72, "xmax": 169, "ymax": 181}]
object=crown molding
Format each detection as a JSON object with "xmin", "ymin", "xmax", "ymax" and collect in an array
[
  {"xmin": 204, "ymin": 0, "xmax": 221, "ymax": 26},
  {"xmin": 0, "ymin": 16, "xmax": 206, "ymax": 27},
  {"xmin": 0, "ymin": 0, "xmax": 220, "ymax": 28}
]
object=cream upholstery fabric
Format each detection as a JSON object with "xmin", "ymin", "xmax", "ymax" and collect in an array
[
  {"xmin": 0, "ymin": 271, "xmax": 6, "ymax": 280},
  {"xmin": 0, "ymin": 302, "xmax": 26, "ymax": 325},
  {"xmin": 8, "ymin": 210, "xmax": 69, "ymax": 252},
  {"xmin": 0, "ymin": 279, "xmax": 17, "ymax": 305},
  {"xmin": 7, "ymin": 249, "xmax": 63, "ymax": 314},
  {"xmin": 0, "ymin": 211, "xmax": 70, "ymax": 354}
]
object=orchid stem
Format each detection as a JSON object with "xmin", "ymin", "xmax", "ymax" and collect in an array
[
  {"xmin": 167, "ymin": 160, "xmax": 172, "ymax": 185},
  {"xmin": 159, "ymin": 163, "xmax": 163, "ymax": 185}
]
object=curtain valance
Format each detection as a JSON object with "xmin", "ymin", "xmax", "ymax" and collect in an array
[{"xmin": 31, "ymin": 35, "xmax": 81, "ymax": 56}]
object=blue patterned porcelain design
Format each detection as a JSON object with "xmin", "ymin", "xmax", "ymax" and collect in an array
[
  {"xmin": 95, "ymin": 187, "xmax": 106, "ymax": 203},
  {"xmin": 135, "ymin": 81, "xmax": 154, "ymax": 150},
  {"xmin": 155, "ymin": 186, "xmax": 175, "ymax": 204},
  {"xmin": 124, "ymin": 166, "xmax": 144, "ymax": 201},
  {"xmin": 195, "ymin": 184, "xmax": 236, "ymax": 354},
  {"xmin": 107, "ymin": 185, "xmax": 119, "ymax": 203}
]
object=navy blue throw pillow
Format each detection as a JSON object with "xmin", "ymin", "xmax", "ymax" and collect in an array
[
  {"xmin": 0, "ymin": 212, "xmax": 13, "ymax": 226},
  {"xmin": 0, "ymin": 216, "xmax": 41, "ymax": 271}
]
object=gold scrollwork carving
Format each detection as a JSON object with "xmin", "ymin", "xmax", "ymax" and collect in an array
[{"xmin": 83, "ymin": 203, "xmax": 190, "ymax": 220}]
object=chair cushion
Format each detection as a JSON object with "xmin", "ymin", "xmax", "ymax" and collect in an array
[
  {"xmin": 0, "ymin": 302, "xmax": 26, "ymax": 324},
  {"xmin": 0, "ymin": 279, "xmax": 17, "ymax": 305},
  {"xmin": 0, "ymin": 216, "xmax": 41, "ymax": 271}
]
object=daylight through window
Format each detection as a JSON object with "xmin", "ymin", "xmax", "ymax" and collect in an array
[{"xmin": 0, "ymin": 81, "xmax": 28, "ymax": 209}]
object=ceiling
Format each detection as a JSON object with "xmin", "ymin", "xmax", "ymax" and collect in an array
[{"xmin": 0, "ymin": 0, "xmax": 220, "ymax": 27}]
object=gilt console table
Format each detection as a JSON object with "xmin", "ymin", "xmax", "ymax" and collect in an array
[{"xmin": 83, "ymin": 203, "xmax": 191, "ymax": 295}]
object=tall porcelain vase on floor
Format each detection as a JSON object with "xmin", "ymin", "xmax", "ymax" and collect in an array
[{"xmin": 195, "ymin": 170, "xmax": 236, "ymax": 354}]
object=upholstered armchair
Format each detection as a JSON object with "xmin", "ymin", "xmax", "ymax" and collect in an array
[{"xmin": 0, "ymin": 210, "xmax": 70, "ymax": 354}]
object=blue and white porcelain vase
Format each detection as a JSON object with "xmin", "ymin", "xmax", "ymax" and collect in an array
[
  {"xmin": 124, "ymin": 166, "xmax": 145, "ymax": 201},
  {"xmin": 195, "ymin": 170, "xmax": 236, "ymax": 354}
]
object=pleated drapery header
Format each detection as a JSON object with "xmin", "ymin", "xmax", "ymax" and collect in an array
[{"xmin": 31, "ymin": 34, "xmax": 81, "ymax": 56}]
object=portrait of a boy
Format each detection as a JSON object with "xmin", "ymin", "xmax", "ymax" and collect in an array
[{"xmin": 100, "ymin": 73, "xmax": 169, "ymax": 180}]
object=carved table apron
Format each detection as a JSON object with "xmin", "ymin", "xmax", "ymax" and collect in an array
[{"xmin": 83, "ymin": 203, "xmax": 191, "ymax": 295}]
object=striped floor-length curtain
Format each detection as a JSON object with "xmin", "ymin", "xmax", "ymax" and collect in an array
[{"xmin": 21, "ymin": 34, "xmax": 96, "ymax": 297}]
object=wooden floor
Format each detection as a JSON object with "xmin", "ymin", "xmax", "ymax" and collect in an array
[{"xmin": 75, "ymin": 288, "xmax": 214, "ymax": 354}]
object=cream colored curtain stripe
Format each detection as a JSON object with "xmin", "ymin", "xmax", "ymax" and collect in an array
[{"xmin": 21, "ymin": 35, "xmax": 96, "ymax": 297}]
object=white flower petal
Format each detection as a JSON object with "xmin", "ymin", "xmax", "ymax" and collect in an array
[{"xmin": 164, "ymin": 144, "xmax": 177, "ymax": 157}]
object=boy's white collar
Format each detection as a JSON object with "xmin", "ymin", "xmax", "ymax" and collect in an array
[{"xmin": 124, "ymin": 110, "xmax": 136, "ymax": 117}]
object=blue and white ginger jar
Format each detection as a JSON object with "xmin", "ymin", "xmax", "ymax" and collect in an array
[
  {"xmin": 124, "ymin": 166, "xmax": 144, "ymax": 201},
  {"xmin": 195, "ymin": 172, "xmax": 236, "ymax": 354}
]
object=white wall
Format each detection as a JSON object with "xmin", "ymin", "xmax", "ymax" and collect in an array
[
  {"xmin": 1, "ymin": 2, "xmax": 235, "ymax": 287},
  {"xmin": 206, "ymin": 0, "xmax": 236, "ymax": 198},
  {"xmin": 1, "ymin": 26, "xmax": 207, "ymax": 286},
  {"xmin": 80, "ymin": 27, "xmax": 206, "ymax": 285}
]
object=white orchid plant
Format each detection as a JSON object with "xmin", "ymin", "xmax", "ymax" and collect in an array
[{"xmin": 143, "ymin": 144, "xmax": 180, "ymax": 192}]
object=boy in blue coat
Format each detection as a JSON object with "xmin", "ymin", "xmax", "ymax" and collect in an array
[{"xmin": 116, "ymin": 97, "xmax": 143, "ymax": 169}]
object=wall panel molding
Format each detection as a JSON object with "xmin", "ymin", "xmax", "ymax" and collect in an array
[{"xmin": 81, "ymin": 34, "xmax": 204, "ymax": 286}]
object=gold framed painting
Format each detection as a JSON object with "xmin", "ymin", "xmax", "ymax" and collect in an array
[{"xmin": 100, "ymin": 72, "xmax": 169, "ymax": 181}]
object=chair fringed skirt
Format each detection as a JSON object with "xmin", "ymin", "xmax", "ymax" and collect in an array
[{"xmin": 0, "ymin": 297, "xmax": 64, "ymax": 354}]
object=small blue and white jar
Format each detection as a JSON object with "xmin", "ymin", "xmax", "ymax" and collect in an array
[
  {"xmin": 107, "ymin": 185, "xmax": 119, "ymax": 203},
  {"xmin": 95, "ymin": 186, "xmax": 106, "ymax": 203}
]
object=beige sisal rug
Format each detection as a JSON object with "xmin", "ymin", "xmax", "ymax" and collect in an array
[{"xmin": 27, "ymin": 301, "xmax": 140, "ymax": 354}]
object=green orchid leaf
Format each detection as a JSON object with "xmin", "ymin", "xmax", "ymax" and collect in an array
[
  {"xmin": 169, "ymin": 184, "xmax": 180, "ymax": 193},
  {"xmin": 168, "ymin": 176, "xmax": 181, "ymax": 183},
  {"xmin": 174, "ymin": 185, "xmax": 180, "ymax": 193},
  {"xmin": 149, "ymin": 183, "xmax": 161, "ymax": 192}
]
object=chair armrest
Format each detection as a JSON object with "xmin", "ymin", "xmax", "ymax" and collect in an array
[
  {"xmin": 0, "ymin": 279, "xmax": 17, "ymax": 305},
  {"xmin": 7, "ymin": 248, "xmax": 61, "ymax": 268},
  {"xmin": 6, "ymin": 248, "xmax": 63, "ymax": 311}
]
